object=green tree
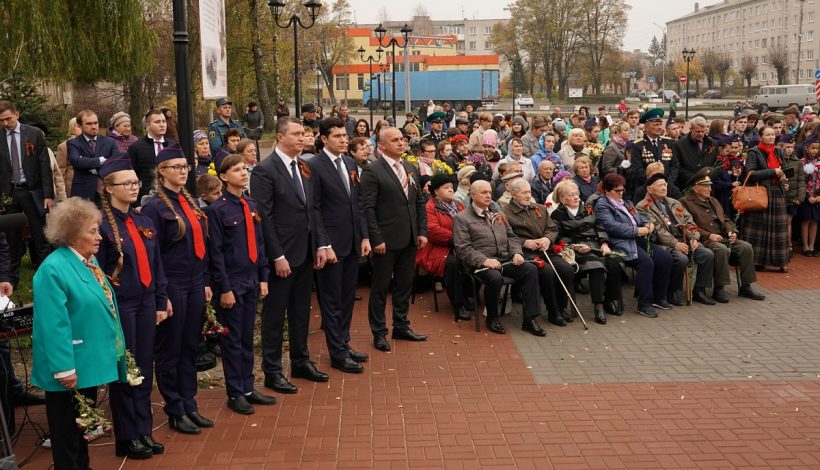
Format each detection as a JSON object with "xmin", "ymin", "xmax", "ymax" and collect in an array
[
  {"xmin": 0, "ymin": 71, "xmax": 66, "ymax": 147},
  {"xmin": 739, "ymin": 54, "xmax": 757, "ymax": 97}
]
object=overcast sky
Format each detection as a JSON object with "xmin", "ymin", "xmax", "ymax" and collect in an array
[{"xmin": 345, "ymin": 0, "xmax": 704, "ymax": 52}]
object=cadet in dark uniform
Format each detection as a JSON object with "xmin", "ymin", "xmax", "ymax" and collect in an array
[
  {"xmin": 142, "ymin": 144, "xmax": 213, "ymax": 434},
  {"xmin": 206, "ymin": 154, "xmax": 276, "ymax": 415},
  {"xmin": 207, "ymin": 98, "xmax": 247, "ymax": 154},
  {"xmin": 97, "ymin": 158, "xmax": 168, "ymax": 460},
  {"xmin": 627, "ymin": 108, "xmax": 680, "ymax": 201},
  {"xmin": 422, "ymin": 111, "xmax": 447, "ymax": 144}
]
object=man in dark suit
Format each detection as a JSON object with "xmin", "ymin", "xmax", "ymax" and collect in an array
[
  {"xmin": 66, "ymin": 110, "xmax": 122, "ymax": 201},
  {"xmin": 674, "ymin": 116, "xmax": 715, "ymax": 189},
  {"xmin": 308, "ymin": 118, "xmax": 371, "ymax": 373},
  {"xmin": 0, "ymin": 100, "xmax": 54, "ymax": 286},
  {"xmin": 128, "ymin": 109, "xmax": 176, "ymax": 202},
  {"xmin": 360, "ymin": 127, "xmax": 428, "ymax": 352},
  {"xmin": 250, "ymin": 117, "xmax": 330, "ymax": 394}
]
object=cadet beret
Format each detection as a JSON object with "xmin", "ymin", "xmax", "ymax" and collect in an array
[
  {"xmin": 777, "ymin": 133, "xmax": 795, "ymax": 144},
  {"xmin": 639, "ymin": 108, "xmax": 664, "ymax": 124},
  {"xmin": 687, "ymin": 167, "xmax": 713, "ymax": 188},
  {"xmin": 215, "ymin": 98, "xmax": 232, "ymax": 107},
  {"xmin": 212, "ymin": 147, "xmax": 231, "ymax": 170},
  {"xmin": 99, "ymin": 157, "xmax": 133, "ymax": 179},
  {"xmin": 715, "ymin": 133, "xmax": 733, "ymax": 146},
  {"xmin": 645, "ymin": 172, "xmax": 667, "ymax": 187},
  {"xmin": 805, "ymin": 134, "xmax": 818, "ymax": 146},
  {"xmin": 156, "ymin": 143, "xmax": 186, "ymax": 165},
  {"xmin": 426, "ymin": 111, "xmax": 446, "ymax": 123}
]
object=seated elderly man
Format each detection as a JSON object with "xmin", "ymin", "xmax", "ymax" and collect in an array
[
  {"xmin": 637, "ymin": 172, "xmax": 716, "ymax": 306},
  {"xmin": 531, "ymin": 160, "xmax": 556, "ymax": 205},
  {"xmin": 678, "ymin": 168, "xmax": 766, "ymax": 302},
  {"xmin": 453, "ymin": 180, "xmax": 547, "ymax": 336}
]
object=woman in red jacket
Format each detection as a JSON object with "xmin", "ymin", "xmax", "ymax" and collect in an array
[{"xmin": 415, "ymin": 173, "xmax": 470, "ymax": 321}]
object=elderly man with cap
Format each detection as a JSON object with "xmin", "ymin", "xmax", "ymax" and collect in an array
[
  {"xmin": 422, "ymin": 112, "xmax": 447, "ymax": 144},
  {"xmin": 301, "ymin": 103, "xmax": 320, "ymax": 131},
  {"xmin": 637, "ymin": 172, "xmax": 716, "ymax": 305},
  {"xmin": 521, "ymin": 116, "xmax": 550, "ymax": 158},
  {"xmin": 454, "ymin": 116, "xmax": 470, "ymax": 135},
  {"xmin": 678, "ymin": 168, "xmax": 766, "ymax": 302},
  {"xmin": 627, "ymin": 107, "xmax": 679, "ymax": 202},
  {"xmin": 208, "ymin": 97, "xmax": 246, "ymax": 154}
]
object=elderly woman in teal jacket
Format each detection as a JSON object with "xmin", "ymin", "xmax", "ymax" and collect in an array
[{"xmin": 32, "ymin": 197, "xmax": 126, "ymax": 470}]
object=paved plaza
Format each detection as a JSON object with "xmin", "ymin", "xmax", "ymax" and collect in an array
[{"xmin": 14, "ymin": 256, "xmax": 820, "ymax": 469}]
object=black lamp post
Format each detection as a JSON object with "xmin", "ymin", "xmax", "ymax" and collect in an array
[
  {"xmin": 358, "ymin": 46, "xmax": 383, "ymax": 129},
  {"xmin": 171, "ymin": 0, "xmax": 196, "ymax": 193},
  {"xmin": 374, "ymin": 23, "xmax": 412, "ymax": 124},
  {"xmin": 682, "ymin": 48, "xmax": 696, "ymax": 121},
  {"xmin": 314, "ymin": 62, "xmax": 322, "ymax": 109},
  {"xmin": 268, "ymin": 0, "xmax": 322, "ymax": 119}
]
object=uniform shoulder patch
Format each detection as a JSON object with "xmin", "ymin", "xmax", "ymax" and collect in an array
[
  {"xmin": 633, "ymin": 138, "xmax": 644, "ymax": 144},
  {"xmin": 208, "ymin": 130, "xmax": 216, "ymax": 139}
]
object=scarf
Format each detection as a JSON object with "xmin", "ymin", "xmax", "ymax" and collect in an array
[
  {"xmin": 758, "ymin": 142, "xmax": 780, "ymax": 170},
  {"xmin": 438, "ymin": 198, "xmax": 459, "ymax": 218},
  {"xmin": 607, "ymin": 195, "xmax": 637, "ymax": 227},
  {"xmin": 570, "ymin": 143, "xmax": 585, "ymax": 153},
  {"xmin": 612, "ymin": 135, "xmax": 627, "ymax": 147}
]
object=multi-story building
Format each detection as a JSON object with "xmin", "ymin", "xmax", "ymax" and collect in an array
[{"xmin": 666, "ymin": 0, "xmax": 820, "ymax": 86}]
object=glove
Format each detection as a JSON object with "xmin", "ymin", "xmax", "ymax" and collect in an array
[
  {"xmin": 620, "ymin": 159, "xmax": 632, "ymax": 169},
  {"xmin": 804, "ymin": 163, "xmax": 815, "ymax": 175}
]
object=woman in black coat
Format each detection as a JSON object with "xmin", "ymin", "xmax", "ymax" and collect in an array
[
  {"xmin": 742, "ymin": 126, "xmax": 790, "ymax": 272},
  {"xmin": 550, "ymin": 180, "xmax": 624, "ymax": 323}
]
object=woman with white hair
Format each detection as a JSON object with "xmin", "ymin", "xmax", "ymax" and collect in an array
[{"xmin": 558, "ymin": 128, "xmax": 590, "ymax": 171}]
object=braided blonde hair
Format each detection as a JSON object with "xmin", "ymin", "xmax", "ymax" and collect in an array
[{"xmin": 99, "ymin": 175, "xmax": 124, "ymax": 280}]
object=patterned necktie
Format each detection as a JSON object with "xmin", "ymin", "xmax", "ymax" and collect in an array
[
  {"xmin": 177, "ymin": 194, "xmax": 206, "ymax": 259},
  {"xmin": 336, "ymin": 158, "xmax": 350, "ymax": 195},
  {"xmin": 83, "ymin": 259, "xmax": 117, "ymax": 317},
  {"xmin": 124, "ymin": 216, "xmax": 152, "ymax": 287},
  {"xmin": 155, "ymin": 140, "xmax": 163, "ymax": 156},
  {"xmin": 394, "ymin": 161, "xmax": 408, "ymax": 197},
  {"xmin": 239, "ymin": 198, "xmax": 258, "ymax": 263},
  {"xmin": 8, "ymin": 131, "xmax": 21, "ymax": 184},
  {"xmin": 88, "ymin": 138, "xmax": 96, "ymax": 155},
  {"xmin": 290, "ymin": 160, "xmax": 306, "ymax": 204}
]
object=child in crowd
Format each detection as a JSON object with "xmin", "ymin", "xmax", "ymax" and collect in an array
[
  {"xmin": 711, "ymin": 134, "xmax": 745, "ymax": 220},
  {"xmin": 779, "ymin": 134, "xmax": 805, "ymax": 255},
  {"xmin": 800, "ymin": 135, "xmax": 820, "ymax": 256},
  {"xmin": 196, "ymin": 173, "xmax": 223, "ymax": 209}
]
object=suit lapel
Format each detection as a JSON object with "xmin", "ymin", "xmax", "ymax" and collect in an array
[
  {"xmin": 378, "ymin": 156, "xmax": 408, "ymax": 198},
  {"xmin": 319, "ymin": 151, "xmax": 349, "ymax": 198},
  {"xmin": 58, "ymin": 248, "xmax": 114, "ymax": 316},
  {"xmin": 271, "ymin": 154, "xmax": 306, "ymax": 207}
]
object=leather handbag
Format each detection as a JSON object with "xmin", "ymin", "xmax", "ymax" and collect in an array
[{"xmin": 732, "ymin": 171, "xmax": 768, "ymax": 212}]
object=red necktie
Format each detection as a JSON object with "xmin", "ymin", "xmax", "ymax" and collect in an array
[
  {"xmin": 178, "ymin": 194, "xmax": 206, "ymax": 260},
  {"xmin": 125, "ymin": 216, "xmax": 152, "ymax": 287},
  {"xmin": 239, "ymin": 198, "xmax": 258, "ymax": 263}
]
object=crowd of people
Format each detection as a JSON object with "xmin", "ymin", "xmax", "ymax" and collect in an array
[{"xmin": 1, "ymin": 94, "xmax": 818, "ymax": 469}]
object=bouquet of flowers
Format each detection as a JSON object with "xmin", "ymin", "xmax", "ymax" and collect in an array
[
  {"xmin": 125, "ymin": 350, "xmax": 144, "ymax": 386},
  {"xmin": 431, "ymin": 159, "xmax": 454, "ymax": 175},
  {"xmin": 586, "ymin": 142, "xmax": 604, "ymax": 168},
  {"xmin": 74, "ymin": 391, "xmax": 112, "ymax": 442},
  {"xmin": 202, "ymin": 302, "xmax": 229, "ymax": 337},
  {"xmin": 403, "ymin": 154, "xmax": 420, "ymax": 169}
]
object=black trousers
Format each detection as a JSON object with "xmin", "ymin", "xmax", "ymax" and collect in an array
[
  {"xmin": 442, "ymin": 253, "xmax": 467, "ymax": 313},
  {"xmin": 475, "ymin": 262, "xmax": 540, "ymax": 320},
  {"xmin": 261, "ymin": 253, "xmax": 313, "ymax": 376},
  {"xmin": 536, "ymin": 254, "xmax": 574, "ymax": 318},
  {"xmin": 45, "ymin": 386, "xmax": 97, "ymax": 470},
  {"xmin": 368, "ymin": 243, "xmax": 416, "ymax": 337},
  {"xmin": 6, "ymin": 187, "xmax": 50, "ymax": 286},
  {"xmin": 585, "ymin": 257, "xmax": 624, "ymax": 304},
  {"xmin": 316, "ymin": 252, "xmax": 359, "ymax": 361}
]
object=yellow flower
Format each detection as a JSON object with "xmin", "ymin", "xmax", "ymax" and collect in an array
[
  {"xmin": 403, "ymin": 154, "xmax": 420, "ymax": 168},
  {"xmin": 431, "ymin": 159, "xmax": 453, "ymax": 175}
]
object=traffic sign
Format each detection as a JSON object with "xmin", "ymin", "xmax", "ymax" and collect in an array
[
  {"xmin": 815, "ymin": 69, "xmax": 820, "ymax": 80},
  {"xmin": 648, "ymin": 75, "xmax": 655, "ymax": 84},
  {"xmin": 727, "ymin": 78, "xmax": 734, "ymax": 86},
  {"xmin": 680, "ymin": 75, "xmax": 687, "ymax": 83}
]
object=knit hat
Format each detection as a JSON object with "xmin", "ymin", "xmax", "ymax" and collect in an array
[
  {"xmin": 512, "ymin": 115, "xmax": 529, "ymax": 131},
  {"xmin": 457, "ymin": 165, "xmax": 477, "ymax": 182},
  {"xmin": 481, "ymin": 132, "xmax": 498, "ymax": 147},
  {"xmin": 531, "ymin": 115, "xmax": 549, "ymax": 130},
  {"xmin": 109, "ymin": 112, "xmax": 131, "ymax": 129},
  {"xmin": 193, "ymin": 129, "xmax": 208, "ymax": 144},
  {"xmin": 645, "ymin": 172, "xmax": 667, "ymax": 188},
  {"xmin": 450, "ymin": 134, "xmax": 468, "ymax": 146},
  {"xmin": 552, "ymin": 119, "xmax": 567, "ymax": 132},
  {"xmin": 552, "ymin": 170, "xmax": 572, "ymax": 186}
]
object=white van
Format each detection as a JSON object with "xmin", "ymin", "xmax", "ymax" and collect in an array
[{"xmin": 754, "ymin": 84, "xmax": 816, "ymax": 112}]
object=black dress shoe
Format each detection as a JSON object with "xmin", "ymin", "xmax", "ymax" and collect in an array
[
  {"xmin": 291, "ymin": 362, "xmax": 329, "ymax": 382},
  {"xmin": 522, "ymin": 318, "xmax": 546, "ymax": 337},
  {"xmin": 265, "ymin": 373, "xmax": 298, "ymax": 394},
  {"xmin": 594, "ymin": 308, "xmax": 607, "ymax": 325},
  {"xmin": 560, "ymin": 308, "xmax": 574, "ymax": 322},
  {"xmin": 604, "ymin": 300, "xmax": 623, "ymax": 316},
  {"xmin": 115, "ymin": 439, "xmax": 153, "ymax": 459},
  {"xmin": 486, "ymin": 318, "xmax": 506, "ymax": 334},
  {"xmin": 392, "ymin": 328, "xmax": 427, "ymax": 341},
  {"xmin": 140, "ymin": 435, "xmax": 164, "ymax": 455},
  {"xmin": 15, "ymin": 391, "xmax": 45, "ymax": 407},
  {"xmin": 187, "ymin": 411, "xmax": 213, "ymax": 428},
  {"xmin": 739, "ymin": 284, "xmax": 766, "ymax": 301},
  {"xmin": 331, "ymin": 356, "xmax": 364, "ymax": 373},
  {"xmin": 168, "ymin": 415, "xmax": 200, "ymax": 435},
  {"xmin": 712, "ymin": 287, "xmax": 730, "ymax": 303},
  {"xmin": 348, "ymin": 349, "xmax": 369, "ymax": 362},
  {"xmin": 247, "ymin": 389, "xmax": 277, "ymax": 405},
  {"xmin": 373, "ymin": 336, "xmax": 391, "ymax": 352},
  {"xmin": 464, "ymin": 299, "xmax": 476, "ymax": 311},
  {"xmin": 547, "ymin": 315, "xmax": 567, "ymax": 327},
  {"xmin": 455, "ymin": 307, "xmax": 472, "ymax": 321},
  {"xmin": 667, "ymin": 291, "xmax": 684, "ymax": 306},
  {"xmin": 692, "ymin": 288, "xmax": 716, "ymax": 305},
  {"xmin": 227, "ymin": 396, "xmax": 255, "ymax": 415}
]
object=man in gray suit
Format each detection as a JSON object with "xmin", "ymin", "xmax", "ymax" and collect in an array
[
  {"xmin": 360, "ymin": 127, "xmax": 428, "ymax": 352},
  {"xmin": 250, "ymin": 117, "xmax": 330, "ymax": 394}
]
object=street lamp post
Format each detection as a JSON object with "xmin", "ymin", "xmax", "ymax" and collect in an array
[
  {"xmin": 374, "ymin": 23, "xmax": 412, "ymax": 125},
  {"xmin": 171, "ymin": 0, "xmax": 196, "ymax": 194},
  {"xmin": 682, "ymin": 48, "xmax": 696, "ymax": 121},
  {"xmin": 268, "ymin": 0, "xmax": 322, "ymax": 119},
  {"xmin": 314, "ymin": 62, "xmax": 322, "ymax": 109},
  {"xmin": 358, "ymin": 46, "xmax": 383, "ymax": 129}
]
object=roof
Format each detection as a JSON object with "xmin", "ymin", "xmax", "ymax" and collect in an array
[
  {"xmin": 345, "ymin": 28, "xmax": 373, "ymax": 37},
  {"xmin": 331, "ymin": 54, "xmax": 500, "ymax": 74}
]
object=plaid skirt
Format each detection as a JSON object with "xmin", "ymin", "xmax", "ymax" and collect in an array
[{"xmin": 742, "ymin": 185, "xmax": 790, "ymax": 267}]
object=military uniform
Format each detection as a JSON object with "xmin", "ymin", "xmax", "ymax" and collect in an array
[
  {"xmin": 422, "ymin": 111, "xmax": 447, "ymax": 145},
  {"xmin": 628, "ymin": 135, "xmax": 679, "ymax": 201},
  {"xmin": 205, "ymin": 191, "xmax": 269, "ymax": 401},
  {"xmin": 207, "ymin": 117, "xmax": 246, "ymax": 154}
]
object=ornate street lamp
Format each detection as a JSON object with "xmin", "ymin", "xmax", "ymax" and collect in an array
[
  {"xmin": 682, "ymin": 48, "xmax": 696, "ymax": 121},
  {"xmin": 374, "ymin": 23, "xmax": 412, "ymax": 124},
  {"xmin": 358, "ymin": 46, "xmax": 383, "ymax": 128},
  {"xmin": 268, "ymin": 0, "xmax": 322, "ymax": 118}
]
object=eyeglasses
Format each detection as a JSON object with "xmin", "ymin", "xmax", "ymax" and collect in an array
[
  {"xmin": 109, "ymin": 181, "xmax": 142, "ymax": 190},
  {"xmin": 161, "ymin": 164, "xmax": 192, "ymax": 173},
  {"xmin": 422, "ymin": 149, "xmax": 436, "ymax": 154}
]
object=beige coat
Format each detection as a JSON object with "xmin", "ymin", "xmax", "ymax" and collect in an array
[{"xmin": 636, "ymin": 194, "xmax": 700, "ymax": 248}]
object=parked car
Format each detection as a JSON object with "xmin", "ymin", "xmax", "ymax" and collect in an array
[
  {"xmin": 514, "ymin": 93, "xmax": 534, "ymax": 108},
  {"xmin": 658, "ymin": 89, "xmax": 680, "ymax": 103},
  {"xmin": 703, "ymin": 89, "xmax": 723, "ymax": 99},
  {"xmin": 639, "ymin": 90, "xmax": 659, "ymax": 101},
  {"xmin": 753, "ymin": 84, "xmax": 817, "ymax": 113},
  {"xmin": 628, "ymin": 89, "xmax": 641, "ymax": 98},
  {"xmin": 681, "ymin": 89, "xmax": 697, "ymax": 98}
]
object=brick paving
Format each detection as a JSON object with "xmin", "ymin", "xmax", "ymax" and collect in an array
[{"xmin": 12, "ymin": 256, "xmax": 820, "ymax": 469}]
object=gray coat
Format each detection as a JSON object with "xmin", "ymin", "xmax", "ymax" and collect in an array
[{"xmin": 452, "ymin": 205, "xmax": 523, "ymax": 270}]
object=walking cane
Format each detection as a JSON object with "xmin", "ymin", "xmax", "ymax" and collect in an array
[
  {"xmin": 678, "ymin": 224, "xmax": 693, "ymax": 306},
  {"xmin": 543, "ymin": 251, "xmax": 588, "ymax": 330}
]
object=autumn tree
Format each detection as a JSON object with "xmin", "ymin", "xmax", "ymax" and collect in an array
[
  {"xmin": 490, "ymin": 20, "xmax": 528, "ymax": 96},
  {"xmin": 716, "ymin": 53, "xmax": 732, "ymax": 91},
  {"xmin": 580, "ymin": 0, "xmax": 629, "ymax": 95},
  {"xmin": 739, "ymin": 54, "xmax": 757, "ymax": 97},
  {"xmin": 768, "ymin": 45, "xmax": 789, "ymax": 84},
  {"xmin": 699, "ymin": 49, "xmax": 718, "ymax": 89}
]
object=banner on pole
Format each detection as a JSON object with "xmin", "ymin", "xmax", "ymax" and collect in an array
[{"xmin": 199, "ymin": 0, "xmax": 228, "ymax": 99}]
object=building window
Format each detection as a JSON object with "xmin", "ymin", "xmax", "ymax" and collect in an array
[
  {"xmin": 356, "ymin": 74, "xmax": 364, "ymax": 91},
  {"xmin": 809, "ymin": 31, "xmax": 814, "ymax": 41},
  {"xmin": 761, "ymin": 38, "xmax": 767, "ymax": 47},
  {"xmin": 335, "ymin": 74, "xmax": 349, "ymax": 91},
  {"xmin": 469, "ymin": 27, "xmax": 476, "ymax": 35},
  {"xmin": 484, "ymin": 41, "xmax": 490, "ymax": 49},
  {"xmin": 469, "ymin": 41, "xmax": 476, "ymax": 50},
  {"xmin": 484, "ymin": 26, "xmax": 491, "ymax": 34}
]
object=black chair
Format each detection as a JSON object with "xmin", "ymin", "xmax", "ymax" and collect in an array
[
  {"xmin": 466, "ymin": 267, "xmax": 515, "ymax": 332},
  {"xmin": 410, "ymin": 265, "xmax": 441, "ymax": 312}
]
